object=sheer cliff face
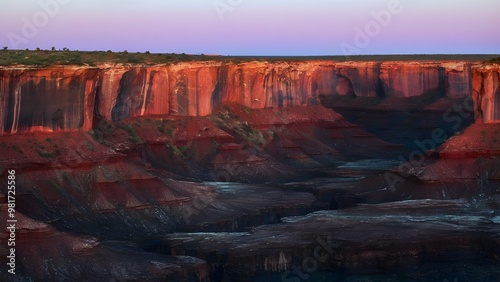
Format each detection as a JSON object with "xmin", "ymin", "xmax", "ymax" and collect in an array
[
  {"xmin": 0, "ymin": 61, "xmax": 498, "ymax": 135},
  {"xmin": 0, "ymin": 68, "xmax": 98, "ymax": 134},
  {"xmin": 472, "ymin": 66, "xmax": 500, "ymax": 123}
]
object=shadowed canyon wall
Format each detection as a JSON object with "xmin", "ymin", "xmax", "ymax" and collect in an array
[{"xmin": 1, "ymin": 61, "xmax": 499, "ymax": 135}]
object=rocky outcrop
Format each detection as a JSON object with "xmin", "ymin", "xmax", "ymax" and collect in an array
[
  {"xmin": 0, "ymin": 68, "xmax": 98, "ymax": 134},
  {"xmin": 1, "ymin": 60, "xmax": 498, "ymax": 135},
  {"xmin": 146, "ymin": 200, "xmax": 500, "ymax": 281},
  {"xmin": 0, "ymin": 202, "xmax": 209, "ymax": 281},
  {"xmin": 379, "ymin": 62, "xmax": 444, "ymax": 97},
  {"xmin": 472, "ymin": 66, "xmax": 500, "ymax": 123}
]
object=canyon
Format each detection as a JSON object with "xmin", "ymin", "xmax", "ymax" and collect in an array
[{"xmin": 0, "ymin": 57, "xmax": 499, "ymax": 281}]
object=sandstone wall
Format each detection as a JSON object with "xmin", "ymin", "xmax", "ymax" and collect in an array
[
  {"xmin": 0, "ymin": 60, "xmax": 497, "ymax": 135},
  {"xmin": 472, "ymin": 66, "xmax": 500, "ymax": 123},
  {"xmin": 0, "ymin": 68, "xmax": 98, "ymax": 133}
]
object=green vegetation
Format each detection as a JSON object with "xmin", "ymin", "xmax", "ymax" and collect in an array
[
  {"xmin": 1, "ymin": 49, "xmax": 499, "ymax": 67},
  {"xmin": 0, "ymin": 50, "xmax": 84, "ymax": 66},
  {"xmin": 157, "ymin": 121, "xmax": 167, "ymax": 133},
  {"xmin": 267, "ymin": 125, "xmax": 285, "ymax": 139},
  {"xmin": 61, "ymin": 172, "xmax": 83, "ymax": 191},
  {"xmin": 48, "ymin": 180, "xmax": 65, "ymax": 195},
  {"xmin": 166, "ymin": 142, "xmax": 189, "ymax": 156},
  {"xmin": 241, "ymin": 106, "xmax": 251, "ymax": 114},
  {"xmin": 489, "ymin": 57, "xmax": 500, "ymax": 64},
  {"xmin": 156, "ymin": 119, "xmax": 177, "ymax": 136},
  {"xmin": 90, "ymin": 119, "xmax": 120, "ymax": 142},
  {"xmin": 89, "ymin": 129, "xmax": 104, "ymax": 142},
  {"xmin": 36, "ymin": 148, "xmax": 59, "ymax": 158},
  {"xmin": 0, "ymin": 49, "xmax": 211, "ymax": 66},
  {"xmin": 120, "ymin": 124, "xmax": 142, "ymax": 144},
  {"xmin": 212, "ymin": 110, "xmax": 266, "ymax": 146}
]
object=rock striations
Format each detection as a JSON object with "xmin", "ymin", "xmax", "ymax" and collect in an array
[{"xmin": 1, "ymin": 60, "xmax": 498, "ymax": 135}]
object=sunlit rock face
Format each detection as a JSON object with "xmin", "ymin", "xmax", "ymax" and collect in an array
[
  {"xmin": 472, "ymin": 66, "xmax": 500, "ymax": 123},
  {"xmin": 379, "ymin": 62, "xmax": 444, "ymax": 97},
  {"xmin": 442, "ymin": 62, "xmax": 475, "ymax": 98},
  {"xmin": 0, "ymin": 68, "xmax": 98, "ymax": 134},
  {"xmin": 1, "ymin": 61, "xmax": 498, "ymax": 135},
  {"xmin": 98, "ymin": 63, "xmax": 220, "ymax": 119}
]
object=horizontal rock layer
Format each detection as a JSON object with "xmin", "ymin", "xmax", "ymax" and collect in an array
[{"xmin": 1, "ymin": 61, "xmax": 498, "ymax": 135}]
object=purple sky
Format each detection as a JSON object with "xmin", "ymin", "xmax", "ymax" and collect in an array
[{"xmin": 1, "ymin": 0, "xmax": 499, "ymax": 56}]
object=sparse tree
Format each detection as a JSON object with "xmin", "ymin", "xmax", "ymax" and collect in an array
[
  {"xmin": 51, "ymin": 46, "xmax": 56, "ymax": 51},
  {"xmin": 2, "ymin": 46, "xmax": 8, "ymax": 51},
  {"xmin": 36, "ymin": 47, "xmax": 41, "ymax": 51}
]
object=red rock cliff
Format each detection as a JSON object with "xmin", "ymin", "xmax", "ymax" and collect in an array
[
  {"xmin": 1, "ymin": 61, "xmax": 498, "ymax": 135},
  {"xmin": 472, "ymin": 66, "xmax": 500, "ymax": 123},
  {"xmin": 0, "ymin": 67, "xmax": 98, "ymax": 134}
]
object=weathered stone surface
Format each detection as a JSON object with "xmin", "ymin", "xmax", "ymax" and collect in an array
[
  {"xmin": 472, "ymin": 66, "xmax": 500, "ymax": 123},
  {"xmin": 0, "ymin": 68, "xmax": 99, "ymax": 134},
  {"xmin": 147, "ymin": 200, "xmax": 500, "ymax": 281},
  {"xmin": 0, "ymin": 205, "xmax": 208, "ymax": 282},
  {"xmin": 1, "ymin": 61, "xmax": 498, "ymax": 135}
]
